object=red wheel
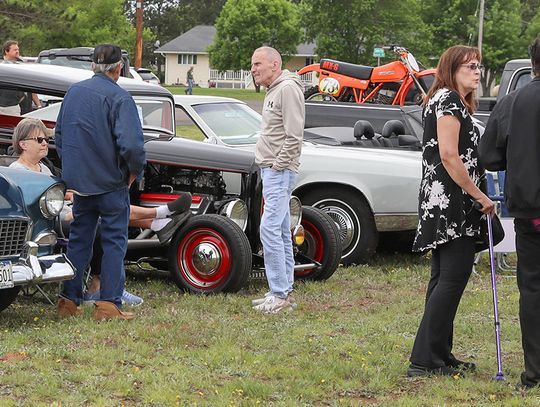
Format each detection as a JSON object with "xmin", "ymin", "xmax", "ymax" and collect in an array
[
  {"xmin": 295, "ymin": 219, "xmax": 324, "ymax": 277},
  {"xmin": 295, "ymin": 206, "xmax": 342, "ymax": 281},
  {"xmin": 177, "ymin": 228, "xmax": 231, "ymax": 290},
  {"xmin": 168, "ymin": 215, "xmax": 251, "ymax": 293}
]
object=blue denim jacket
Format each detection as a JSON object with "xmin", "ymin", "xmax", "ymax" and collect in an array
[{"xmin": 55, "ymin": 73, "xmax": 146, "ymax": 195}]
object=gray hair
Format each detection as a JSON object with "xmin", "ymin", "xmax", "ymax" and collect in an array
[
  {"xmin": 254, "ymin": 46, "xmax": 283, "ymax": 69},
  {"xmin": 12, "ymin": 118, "xmax": 50, "ymax": 155},
  {"xmin": 91, "ymin": 60, "xmax": 123, "ymax": 74}
]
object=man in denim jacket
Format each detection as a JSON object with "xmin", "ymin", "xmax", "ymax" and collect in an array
[{"xmin": 55, "ymin": 44, "xmax": 146, "ymax": 320}]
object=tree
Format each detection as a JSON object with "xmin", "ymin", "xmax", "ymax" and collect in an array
[
  {"xmin": 421, "ymin": 0, "xmax": 525, "ymax": 93},
  {"xmin": 1, "ymin": 0, "xmax": 142, "ymax": 57},
  {"xmin": 480, "ymin": 0, "xmax": 522, "ymax": 93},
  {"xmin": 301, "ymin": 0, "xmax": 433, "ymax": 67},
  {"xmin": 208, "ymin": 0, "xmax": 302, "ymax": 71},
  {"xmin": 123, "ymin": 0, "xmax": 226, "ymax": 70}
]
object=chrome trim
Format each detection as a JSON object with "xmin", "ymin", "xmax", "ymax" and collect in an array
[
  {"xmin": 220, "ymin": 199, "xmax": 248, "ymax": 231},
  {"xmin": 293, "ymin": 263, "xmax": 318, "ymax": 270},
  {"xmin": 374, "ymin": 214, "xmax": 418, "ymax": 231},
  {"xmin": 39, "ymin": 184, "xmax": 65, "ymax": 219},
  {"xmin": 34, "ymin": 230, "xmax": 58, "ymax": 246},
  {"xmin": 504, "ymin": 66, "xmax": 530, "ymax": 96},
  {"xmin": 289, "ymin": 196, "xmax": 302, "ymax": 228},
  {"xmin": 10, "ymin": 241, "xmax": 75, "ymax": 286}
]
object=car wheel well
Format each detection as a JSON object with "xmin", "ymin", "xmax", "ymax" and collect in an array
[{"xmin": 294, "ymin": 183, "xmax": 373, "ymax": 213}]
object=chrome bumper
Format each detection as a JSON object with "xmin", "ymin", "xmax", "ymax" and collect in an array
[{"xmin": 11, "ymin": 242, "xmax": 75, "ymax": 286}]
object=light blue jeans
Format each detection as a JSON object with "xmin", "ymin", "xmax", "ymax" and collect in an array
[{"xmin": 260, "ymin": 167, "xmax": 298, "ymax": 298}]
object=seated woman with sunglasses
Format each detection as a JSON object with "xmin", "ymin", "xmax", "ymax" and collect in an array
[{"xmin": 10, "ymin": 118, "xmax": 191, "ymax": 306}]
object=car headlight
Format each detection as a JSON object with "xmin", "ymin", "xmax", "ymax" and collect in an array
[
  {"xmin": 289, "ymin": 196, "xmax": 302, "ymax": 228},
  {"xmin": 39, "ymin": 184, "xmax": 65, "ymax": 219},
  {"xmin": 220, "ymin": 199, "xmax": 248, "ymax": 231}
]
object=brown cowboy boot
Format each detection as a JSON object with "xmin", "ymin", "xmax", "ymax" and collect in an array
[
  {"xmin": 57, "ymin": 298, "xmax": 83, "ymax": 318},
  {"xmin": 92, "ymin": 301, "xmax": 135, "ymax": 321}
]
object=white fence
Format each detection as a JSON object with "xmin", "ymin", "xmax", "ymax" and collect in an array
[{"xmin": 208, "ymin": 69, "xmax": 317, "ymax": 89}]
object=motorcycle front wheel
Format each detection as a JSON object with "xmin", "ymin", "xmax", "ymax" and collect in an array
[{"xmin": 304, "ymin": 86, "xmax": 337, "ymax": 102}]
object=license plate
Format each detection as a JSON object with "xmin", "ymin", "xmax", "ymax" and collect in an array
[{"xmin": 0, "ymin": 261, "xmax": 14, "ymax": 289}]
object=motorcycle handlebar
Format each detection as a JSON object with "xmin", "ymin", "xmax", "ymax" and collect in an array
[{"xmin": 381, "ymin": 45, "xmax": 407, "ymax": 54}]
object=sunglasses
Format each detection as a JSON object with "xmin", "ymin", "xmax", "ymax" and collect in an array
[
  {"xmin": 25, "ymin": 136, "xmax": 50, "ymax": 144},
  {"xmin": 462, "ymin": 63, "xmax": 485, "ymax": 72}
]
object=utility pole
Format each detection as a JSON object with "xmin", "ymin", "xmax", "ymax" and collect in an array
[
  {"xmin": 478, "ymin": 0, "xmax": 485, "ymax": 54},
  {"xmin": 135, "ymin": 0, "xmax": 143, "ymax": 69}
]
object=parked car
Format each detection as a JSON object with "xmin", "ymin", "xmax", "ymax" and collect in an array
[
  {"xmin": 136, "ymin": 68, "xmax": 160, "ymax": 85},
  {"xmin": 173, "ymin": 95, "xmax": 423, "ymax": 264},
  {"xmin": 129, "ymin": 67, "xmax": 143, "ymax": 81},
  {"xmin": 0, "ymin": 63, "xmax": 341, "ymax": 293},
  {"xmin": 36, "ymin": 47, "xmax": 131, "ymax": 78},
  {"xmin": 0, "ymin": 161, "xmax": 75, "ymax": 313}
]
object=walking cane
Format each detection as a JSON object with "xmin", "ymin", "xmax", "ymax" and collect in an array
[{"xmin": 486, "ymin": 213, "xmax": 505, "ymax": 381}]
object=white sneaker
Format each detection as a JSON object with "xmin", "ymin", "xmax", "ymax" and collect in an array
[
  {"xmin": 251, "ymin": 292, "xmax": 270, "ymax": 306},
  {"xmin": 253, "ymin": 295, "xmax": 293, "ymax": 314}
]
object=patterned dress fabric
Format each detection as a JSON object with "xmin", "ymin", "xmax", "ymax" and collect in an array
[{"xmin": 413, "ymin": 88, "xmax": 484, "ymax": 252}]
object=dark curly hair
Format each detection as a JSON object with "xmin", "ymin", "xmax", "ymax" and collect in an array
[{"xmin": 529, "ymin": 36, "xmax": 540, "ymax": 76}]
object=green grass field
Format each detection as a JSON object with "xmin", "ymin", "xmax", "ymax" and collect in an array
[{"xmin": 1, "ymin": 253, "xmax": 539, "ymax": 406}]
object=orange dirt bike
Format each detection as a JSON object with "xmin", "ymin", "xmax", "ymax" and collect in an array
[{"xmin": 298, "ymin": 45, "xmax": 436, "ymax": 105}]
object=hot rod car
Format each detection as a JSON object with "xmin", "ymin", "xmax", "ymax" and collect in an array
[{"xmin": 0, "ymin": 63, "xmax": 342, "ymax": 295}]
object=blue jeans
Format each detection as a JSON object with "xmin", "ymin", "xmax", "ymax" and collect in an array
[
  {"xmin": 260, "ymin": 168, "xmax": 298, "ymax": 298},
  {"xmin": 187, "ymin": 79, "xmax": 194, "ymax": 95},
  {"xmin": 61, "ymin": 188, "xmax": 130, "ymax": 306}
]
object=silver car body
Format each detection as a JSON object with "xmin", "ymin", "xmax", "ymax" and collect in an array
[{"xmin": 173, "ymin": 95, "xmax": 422, "ymax": 263}]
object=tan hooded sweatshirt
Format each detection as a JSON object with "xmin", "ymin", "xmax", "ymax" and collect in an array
[{"xmin": 254, "ymin": 70, "xmax": 305, "ymax": 172}]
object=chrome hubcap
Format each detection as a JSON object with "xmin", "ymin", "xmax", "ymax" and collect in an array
[
  {"xmin": 191, "ymin": 243, "xmax": 221, "ymax": 275},
  {"xmin": 313, "ymin": 199, "xmax": 360, "ymax": 258}
]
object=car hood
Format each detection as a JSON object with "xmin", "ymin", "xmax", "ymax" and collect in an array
[
  {"xmin": 0, "ymin": 167, "xmax": 60, "ymax": 217},
  {"xmin": 145, "ymin": 137, "xmax": 257, "ymax": 174}
]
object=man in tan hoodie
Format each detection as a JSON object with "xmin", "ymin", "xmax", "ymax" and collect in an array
[{"xmin": 250, "ymin": 46, "xmax": 305, "ymax": 314}]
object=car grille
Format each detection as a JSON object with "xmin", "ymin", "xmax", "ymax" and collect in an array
[{"xmin": 0, "ymin": 219, "xmax": 29, "ymax": 257}]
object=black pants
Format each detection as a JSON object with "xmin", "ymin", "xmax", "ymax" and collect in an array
[
  {"xmin": 410, "ymin": 236, "xmax": 476, "ymax": 367},
  {"xmin": 515, "ymin": 218, "xmax": 540, "ymax": 387}
]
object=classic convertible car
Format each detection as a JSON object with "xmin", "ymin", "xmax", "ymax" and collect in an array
[
  {"xmin": 0, "ymin": 63, "xmax": 341, "ymax": 294},
  {"xmin": 172, "ymin": 95, "xmax": 422, "ymax": 265},
  {"xmin": 0, "ymin": 162, "xmax": 75, "ymax": 313}
]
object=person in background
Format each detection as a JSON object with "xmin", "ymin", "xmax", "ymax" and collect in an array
[
  {"xmin": 407, "ymin": 45, "xmax": 494, "ymax": 377},
  {"xmin": 9, "ymin": 117, "xmax": 191, "ymax": 308},
  {"xmin": 479, "ymin": 35, "xmax": 540, "ymax": 389},
  {"xmin": 1, "ymin": 40, "xmax": 42, "ymax": 114},
  {"xmin": 185, "ymin": 66, "xmax": 194, "ymax": 95},
  {"xmin": 250, "ymin": 46, "xmax": 304, "ymax": 314}
]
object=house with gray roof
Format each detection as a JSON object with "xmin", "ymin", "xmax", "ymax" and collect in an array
[{"xmin": 155, "ymin": 25, "xmax": 316, "ymax": 88}]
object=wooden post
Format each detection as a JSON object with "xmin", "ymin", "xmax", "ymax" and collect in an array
[
  {"xmin": 135, "ymin": 0, "xmax": 143, "ymax": 69},
  {"xmin": 478, "ymin": 0, "xmax": 485, "ymax": 54}
]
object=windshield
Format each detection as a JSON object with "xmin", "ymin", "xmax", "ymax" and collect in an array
[
  {"xmin": 192, "ymin": 103, "xmax": 262, "ymax": 145},
  {"xmin": 38, "ymin": 56, "xmax": 93, "ymax": 70},
  {"xmin": 25, "ymin": 96, "xmax": 174, "ymax": 133}
]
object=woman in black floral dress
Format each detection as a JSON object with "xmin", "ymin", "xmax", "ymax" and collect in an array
[{"xmin": 407, "ymin": 45, "xmax": 495, "ymax": 377}]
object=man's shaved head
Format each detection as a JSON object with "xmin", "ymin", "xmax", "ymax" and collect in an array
[
  {"xmin": 254, "ymin": 46, "xmax": 282, "ymax": 69},
  {"xmin": 251, "ymin": 46, "xmax": 283, "ymax": 87}
]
